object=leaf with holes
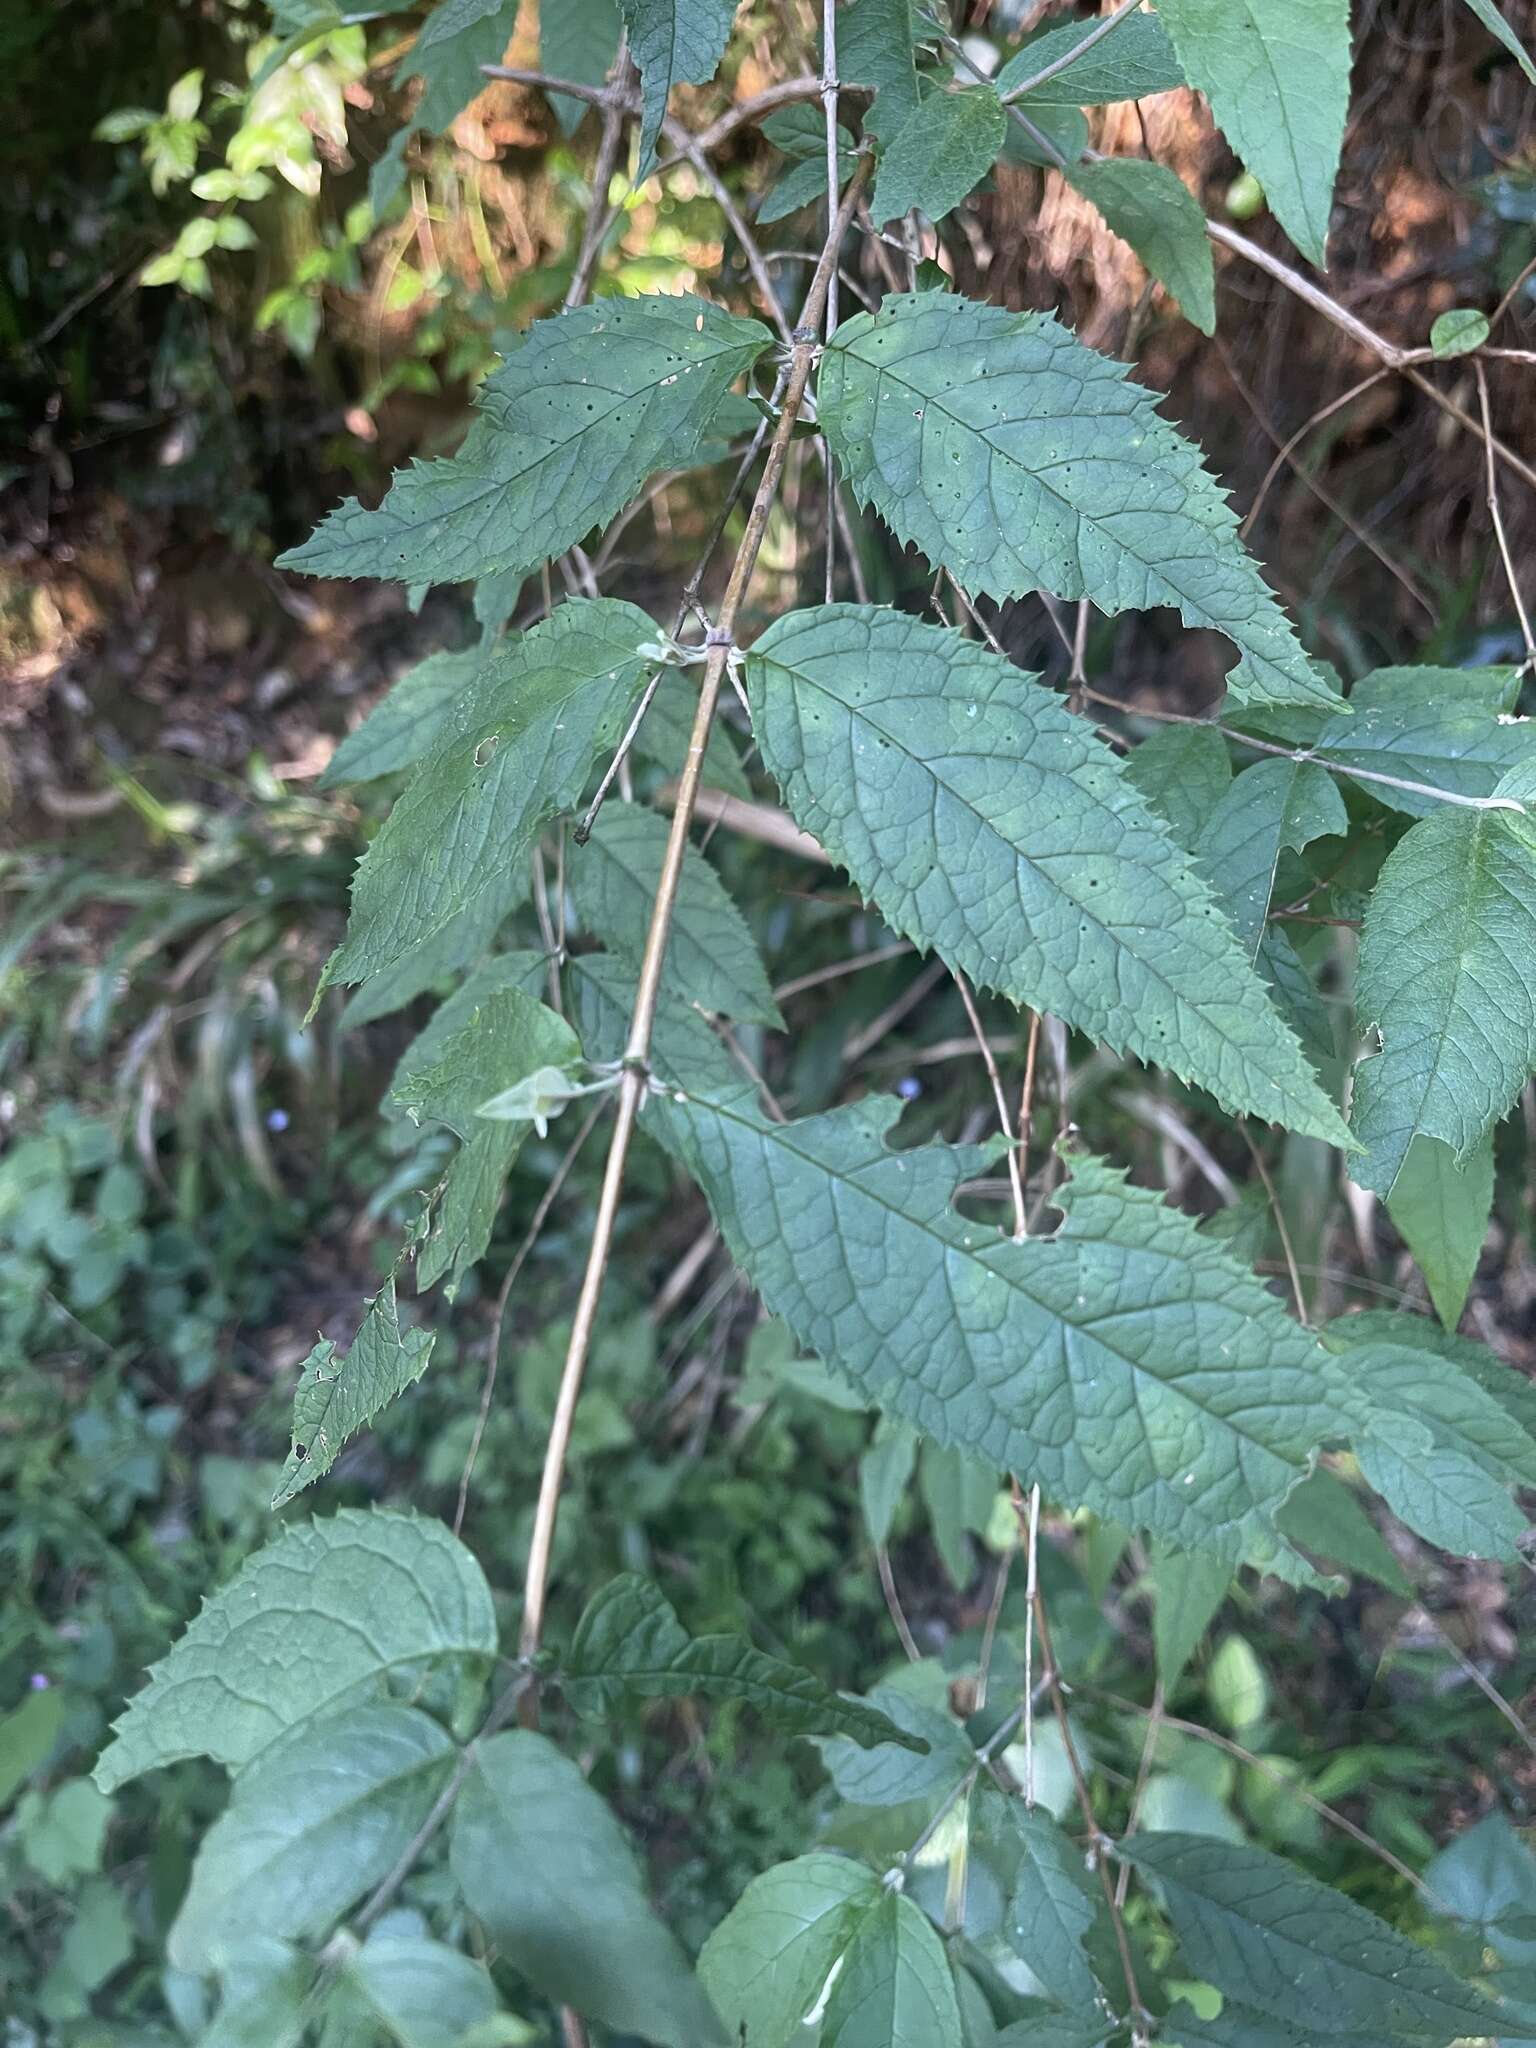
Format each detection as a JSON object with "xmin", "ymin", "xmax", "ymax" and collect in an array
[{"xmin": 272, "ymin": 1279, "xmax": 435, "ymax": 1507}]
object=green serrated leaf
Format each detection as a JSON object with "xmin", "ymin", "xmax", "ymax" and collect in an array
[
  {"xmin": 872, "ymin": 85, "xmax": 1005, "ymax": 225},
  {"xmin": 1156, "ymin": 0, "xmax": 1349, "ymax": 266},
  {"xmin": 637, "ymin": 668, "xmax": 754, "ymax": 798},
  {"xmin": 1192, "ymin": 756, "xmax": 1347, "ymax": 958},
  {"xmin": 340, "ymin": 1933, "xmax": 501, "ymax": 2048},
  {"xmin": 541, "ymin": 0, "xmax": 622, "ymax": 135},
  {"xmin": 1150, "ymin": 1542, "xmax": 1232, "ymax": 1688},
  {"xmin": 279, "ymin": 298, "xmax": 771, "ymax": 588},
  {"xmin": 94, "ymin": 1509, "xmax": 495, "ymax": 1791},
  {"xmin": 821, "ymin": 1889, "xmax": 963, "ymax": 2047},
  {"xmin": 1275, "ymin": 1467, "xmax": 1411, "ymax": 1595},
  {"xmin": 571, "ymin": 802, "xmax": 780, "ymax": 1023},
  {"xmin": 324, "ymin": 600, "xmax": 655, "ymax": 988},
  {"xmin": 1066, "ymin": 158, "xmax": 1216, "ymax": 333},
  {"xmin": 1290, "ymin": 691, "xmax": 1536, "ymax": 818},
  {"xmin": 319, "ymin": 648, "xmax": 482, "ymax": 788},
  {"xmin": 338, "ymin": 885, "xmax": 531, "ymax": 1030},
  {"xmin": 817, "ymin": 1683, "xmax": 974, "ymax": 1806},
  {"xmin": 1386, "ymin": 1131, "xmax": 1494, "ymax": 1329},
  {"xmin": 620, "ymin": 0, "xmax": 738, "ymax": 176},
  {"xmin": 996, "ymin": 10, "xmax": 1185, "ymax": 105},
  {"xmin": 1123, "ymin": 723, "xmax": 1232, "ymax": 849},
  {"xmin": 746, "ymin": 606, "xmax": 1349, "ymax": 1143},
  {"xmin": 652, "ymin": 1084, "xmax": 1355, "ymax": 1558},
  {"xmin": 570, "ymin": 947, "xmax": 743, "ymax": 1094},
  {"xmin": 1349, "ymin": 801, "xmax": 1536, "ymax": 1194},
  {"xmin": 837, "ymin": 0, "xmax": 921, "ymax": 128},
  {"xmin": 1331, "ymin": 1305, "xmax": 1536, "ymax": 1448},
  {"xmin": 272, "ymin": 1279, "xmax": 435, "ymax": 1507},
  {"xmin": 451, "ymin": 1729, "xmax": 726, "ymax": 2046},
  {"xmin": 999, "ymin": 1803, "xmax": 1109, "ymax": 2009},
  {"xmin": 698, "ymin": 1854, "xmax": 884, "ymax": 2048},
  {"xmin": 1459, "ymin": 0, "xmax": 1536, "ymax": 84},
  {"xmin": 562, "ymin": 1573, "xmax": 929, "ymax": 1748},
  {"xmin": 818, "ymin": 294, "xmax": 1340, "ymax": 715},
  {"xmin": 396, "ymin": 0, "xmax": 516, "ymax": 134},
  {"xmin": 1122, "ymin": 1830, "xmax": 1498, "ymax": 2038},
  {"xmin": 391, "ymin": 985, "xmax": 581, "ymax": 1139},
  {"xmin": 168, "ymin": 1705, "xmax": 455, "ymax": 1972}
]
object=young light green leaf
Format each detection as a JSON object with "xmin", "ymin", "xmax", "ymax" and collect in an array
[
  {"xmin": 571, "ymin": 802, "xmax": 781, "ymax": 1023},
  {"xmin": 1386, "ymin": 1131, "xmax": 1493, "ymax": 1329},
  {"xmin": 391, "ymin": 985, "xmax": 581, "ymax": 1139},
  {"xmin": 698, "ymin": 1854, "xmax": 884, "ymax": 2048},
  {"xmin": 450, "ymin": 1729, "xmax": 727, "ymax": 2047},
  {"xmin": 1431, "ymin": 306, "xmax": 1492, "ymax": 357},
  {"xmin": 1458, "ymin": 0, "xmax": 1536, "ymax": 85},
  {"xmin": 1155, "ymin": 0, "xmax": 1349, "ymax": 266},
  {"xmin": 272, "ymin": 1278, "xmax": 435, "ymax": 1507},
  {"xmin": 1349, "ymin": 803, "xmax": 1536, "ymax": 1194},
  {"xmin": 620, "ymin": 0, "xmax": 739, "ymax": 176},
  {"xmin": 340, "ymin": 1933, "xmax": 502, "ymax": 2048},
  {"xmin": 395, "ymin": 0, "xmax": 515, "ymax": 135},
  {"xmin": 1066, "ymin": 159, "xmax": 1216, "ymax": 334},
  {"xmin": 1192, "ymin": 756, "xmax": 1347, "ymax": 958},
  {"xmin": 319, "ymin": 648, "xmax": 481, "ymax": 788},
  {"xmin": 95, "ymin": 1509, "xmax": 495, "ymax": 1791},
  {"xmin": 168, "ymin": 1704, "xmax": 455, "ymax": 1972},
  {"xmin": 872, "ymin": 85, "xmax": 1005, "ymax": 225},
  {"xmin": 1151, "ymin": 1542, "xmax": 1232, "ymax": 1688},
  {"xmin": 818, "ymin": 294, "xmax": 1340, "ymax": 715},
  {"xmin": 541, "ymin": 0, "xmax": 622, "ymax": 136},
  {"xmin": 820, "ymin": 1889, "xmax": 964, "ymax": 2048},
  {"xmin": 1123, "ymin": 723, "xmax": 1232, "ymax": 849},
  {"xmin": 746, "ymin": 606, "xmax": 1350, "ymax": 1144},
  {"xmin": 654, "ymin": 1084, "xmax": 1355, "ymax": 1560},
  {"xmin": 324, "ymin": 599, "xmax": 655, "ymax": 988},
  {"xmin": 562, "ymin": 1573, "xmax": 929, "ymax": 1749},
  {"xmin": 1121, "ymin": 1830, "xmax": 1498, "ymax": 2038},
  {"xmin": 996, "ymin": 10, "xmax": 1185, "ymax": 105},
  {"xmin": 860, "ymin": 1415, "xmax": 918, "ymax": 1548},
  {"xmin": 278, "ymin": 298, "xmax": 771, "ymax": 588}
]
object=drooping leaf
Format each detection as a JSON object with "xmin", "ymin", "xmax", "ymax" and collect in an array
[
  {"xmin": 698, "ymin": 1854, "xmax": 885, "ymax": 2048},
  {"xmin": 1458, "ymin": 0, "xmax": 1536, "ymax": 86},
  {"xmin": 319, "ymin": 648, "xmax": 482, "ymax": 788},
  {"xmin": 339, "ymin": 1933, "xmax": 502, "ymax": 2048},
  {"xmin": 860, "ymin": 1414, "xmax": 919, "ymax": 1548},
  {"xmin": 1150, "ymin": 1542, "xmax": 1232, "ymax": 1688},
  {"xmin": 561, "ymin": 1573, "xmax": 928, "ymax": 1749},
  {"xmin": 819, "ymin": 1889, "xmax": 964, "ymax": 2047},
  {"xmin": 1123, "ymin": 723, "xmax": 1232, "ymax": 849},
  {"xmin": 541, "ymin": 0, "xmax": 622, "ymax": 135},
  {"xmin": 323, "ymin": 600, "xmax": 655, "ymax": 988},
  {"xmin": 1000, "ymin": 1804, "xmax": 1109, "ymax": 2010},
  {"xmin": 1348, "ymin": 799, "xmax": 1536, "ymax": 1194},
  {"xmin": 95, "ymin": 1509, "xmax": 495, "ymax": 1791},
  {"xmin": 818, "ymin": 294, "xmax": 1340, "ymax": 715},
  {"xmin": 450, "ymin": 1729, "xmax": 727, "ymax": 2047},
  {"xmin": 1329, "ymin": 1305, "xmax": 1536, "ymax": 1449},
  {"xmin": 417, "ymin": 1124, "xmax": 517, "ymax": 1296},
  {"xmin": 1275, "ymin": 1467, "xmax": 1411, "ymax": 1595},
  {"xmin": 272, "ymin": 1278, "xmax": 436, "ymax": 1507},
  {"xmin": 168, "ymin": 1705, "xmax": 455, "ymax": 1972},
  {"xmin": 279, "ymin": 299, "xmax": 771, "ymax": 588},
  {"xmin": 570, "ymin": 802, "xmax": 781, "ymax": 1023},
  {"xmin": 1191, "ymin": 756, "xmax": 1347, "ymax": 958},
  {"xmin": 816, "ymin": 1684, "xmax": 975, "ymax": 1808},
  {"xmin": 995, "ymin": 10, "xmax": 1185, "ymax": 105},
  {"xmin": 619, "ymin": 0, "xmax": 739, "ymax": 176},
  {"xmin": 1066, "ymin": 159, "xmax": 1216, "ymax": 334},
  {"xmin": 919, "ymin": 1439, "xmax": 995, "ymax": 1587},
  {"xmin": 652, "ymin": 1084, "xmax": 1354, "ymax": 1560},
  {"xmin": 871, "ymin": 85, "xmax": 1005, "ymax": 225},
  {"xmin": 1386, "ymin": 1131, "xmax": 1494, "ymax": 1330},
  {"xmin": 836, "ymin": 0, "xmax": 921, "ymax": 130},
  {"xmin": 1121, "ymin": 1831, "xmax": 1498, "ymax": 2038},
  {"xmin": 1155, "ymin": 0, "xmax": 1350, "ymax": 266},
  {"xmin": 395, "ymin": 0, "xmax": 516, "ymax": 134},
  {"xmin": 745, "ymin": 605, "xmax": 1349, "ymax": 1143}
]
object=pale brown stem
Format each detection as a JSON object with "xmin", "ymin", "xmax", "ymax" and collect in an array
[
  {"xmin": 955, "ymin": 970, "xmax": 1027, "ymax": 1239},
  {"xmin": 565, "ymin": 44, "xmax": 634, "ymax": 310},
  {"xmin": 1476, "ymin": 359, "xmax": 1536, "ymax": 671}
]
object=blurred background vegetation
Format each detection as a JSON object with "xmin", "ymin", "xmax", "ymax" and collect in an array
[{"xmin": 4, "ymin": 0, "xmax": 1536, "ymax": 2039}]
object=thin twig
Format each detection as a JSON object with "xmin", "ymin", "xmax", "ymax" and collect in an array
[
  {"xmin": 565, "ymin": 43, "xmax": 634, "ymax": 310},
  {"xmin": 877, "ymin": 1543, "xmax": 923, "ymax": 1661},
  {"xmin": 1476, "ymin": 359, "xmax": 1536, "ymax": 671},
  {"xmin": 663, "ymin": 114, "xmax": 793, "ymax": 343},
  {"xmin": 955, "ymin": 971, "xmax": 1027, "ymax": 1238},
  {"xmin": 1241, "ymin": 1124, "xmax": 1308, "ymax": 1324},
  {"xmin": 517, "ymin": 151, "xmax": 876, "ymax": 1685},
  {"xmin": 1114, "ymin": 1679, "xmax": 1164, "ymax": 1909},
  {"xmin": 774, "ymin": 940, "xmax": 915, "ymax": 1002}
]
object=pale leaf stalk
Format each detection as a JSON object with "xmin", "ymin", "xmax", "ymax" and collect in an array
[{"xmin": 518, "ymin": 151, "xmax": 875, "ymax": 1674}]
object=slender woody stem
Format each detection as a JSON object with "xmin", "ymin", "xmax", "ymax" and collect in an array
[{"xmin": 518, "ymin": 151, "xmax": 875, "ymax": 1677}]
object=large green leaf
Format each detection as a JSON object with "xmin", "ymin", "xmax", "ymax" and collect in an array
[
  {"xmin": 168, "ymin": 1705, "xmax": 455, "ymax": 1972},
  {"xmin": 871, "ymin": 85, "xmax": 1005, "ymax": 225},
  {"xmin": 570, "ymin": 802, "xmax": 780, "ymax": 1023},
  {"xmin": 95, "ymin": 1509, "xmax": 495, "ymax": 1791},
  {"xmin": 450, "ymin": 1729, "xmax": 726, "ymax": 2046},
  {"xmin": 338, "ymin": 1933, "xmax": 502, "ymax": 2048},
  {"xmin": 819, "ymin": 1890, "xmax": 963, "ymax": 2046},
  {"xmin": 995, "ymin": 10, "xmax": 1185, "ymax": 104},
  {"xmin": 619, "ymin": 0, "xmax": 738, "ymax": 175},
  {"xmin": 278, "ymin": 298, "xmax": 770, "ymax": 588},
  {"xmin": 1349, "ymin": 801, "xmax": 1536, "ymax": 1193},
  {"xmin": 1066, "ymin": 159, "xmax": 1216, "ymax": 334},
  {"xmin": 323, "ymin": 599, "xmax": 655, "ymax": 989},
  {"xmin": 818, "ymin": 294, "xmax": 1339, "ymax": 716},
  {"xmin": 1331, "ymin": 1305, "xmax": 1536, "ymax": 1448},
  {"xmin": 540, "ymin": 0, "xmax": 622, "ymax": 135},
  {"xmin": 1162, "ymin": 2005, "xmax": 1401, "ymax": 2048},
  {"xmin": 1000, "ymin": 1804, "xmax": 1109, "ymax": 2010},
  {"xmin": 652, "ymin": 1083, "xmax": 1353, "ymax": 1560},
  {"xmin": 271, "ymin": 1278, "xmax": 435, "ymax": 1508},
  {"xmin": 562, "ymin": 1573, "xmax": 927, "ymax": 1749},
  {"xmin": 1285, "ymin": 692, "xmax": 1536, "ymax": 819},
  {"xmin": 745, "ymin": 606, "xmax": 1349, "ymax": 1144},
  {"xmin": 1191, "ymin": 756, "xmax": 1346, "ymax": 958},
  {"xmin": 1155, "ymin": 0, "xmax": 1349, "ymax": 266},
  {"xmin": 698, "ymin": 1855, "xmax": 884, "ymax": 2048},
  {"xmin": 319, "ymin": 648, "xmax": 481, "ymax": 788},
  {"xmin": 1121, "ymin": 1831, "xmax": 1497, "ymax": 2038},
  {"xmin": 1386, "ymin": 1131, "xmax": 1493, "ymax": 1330}
]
